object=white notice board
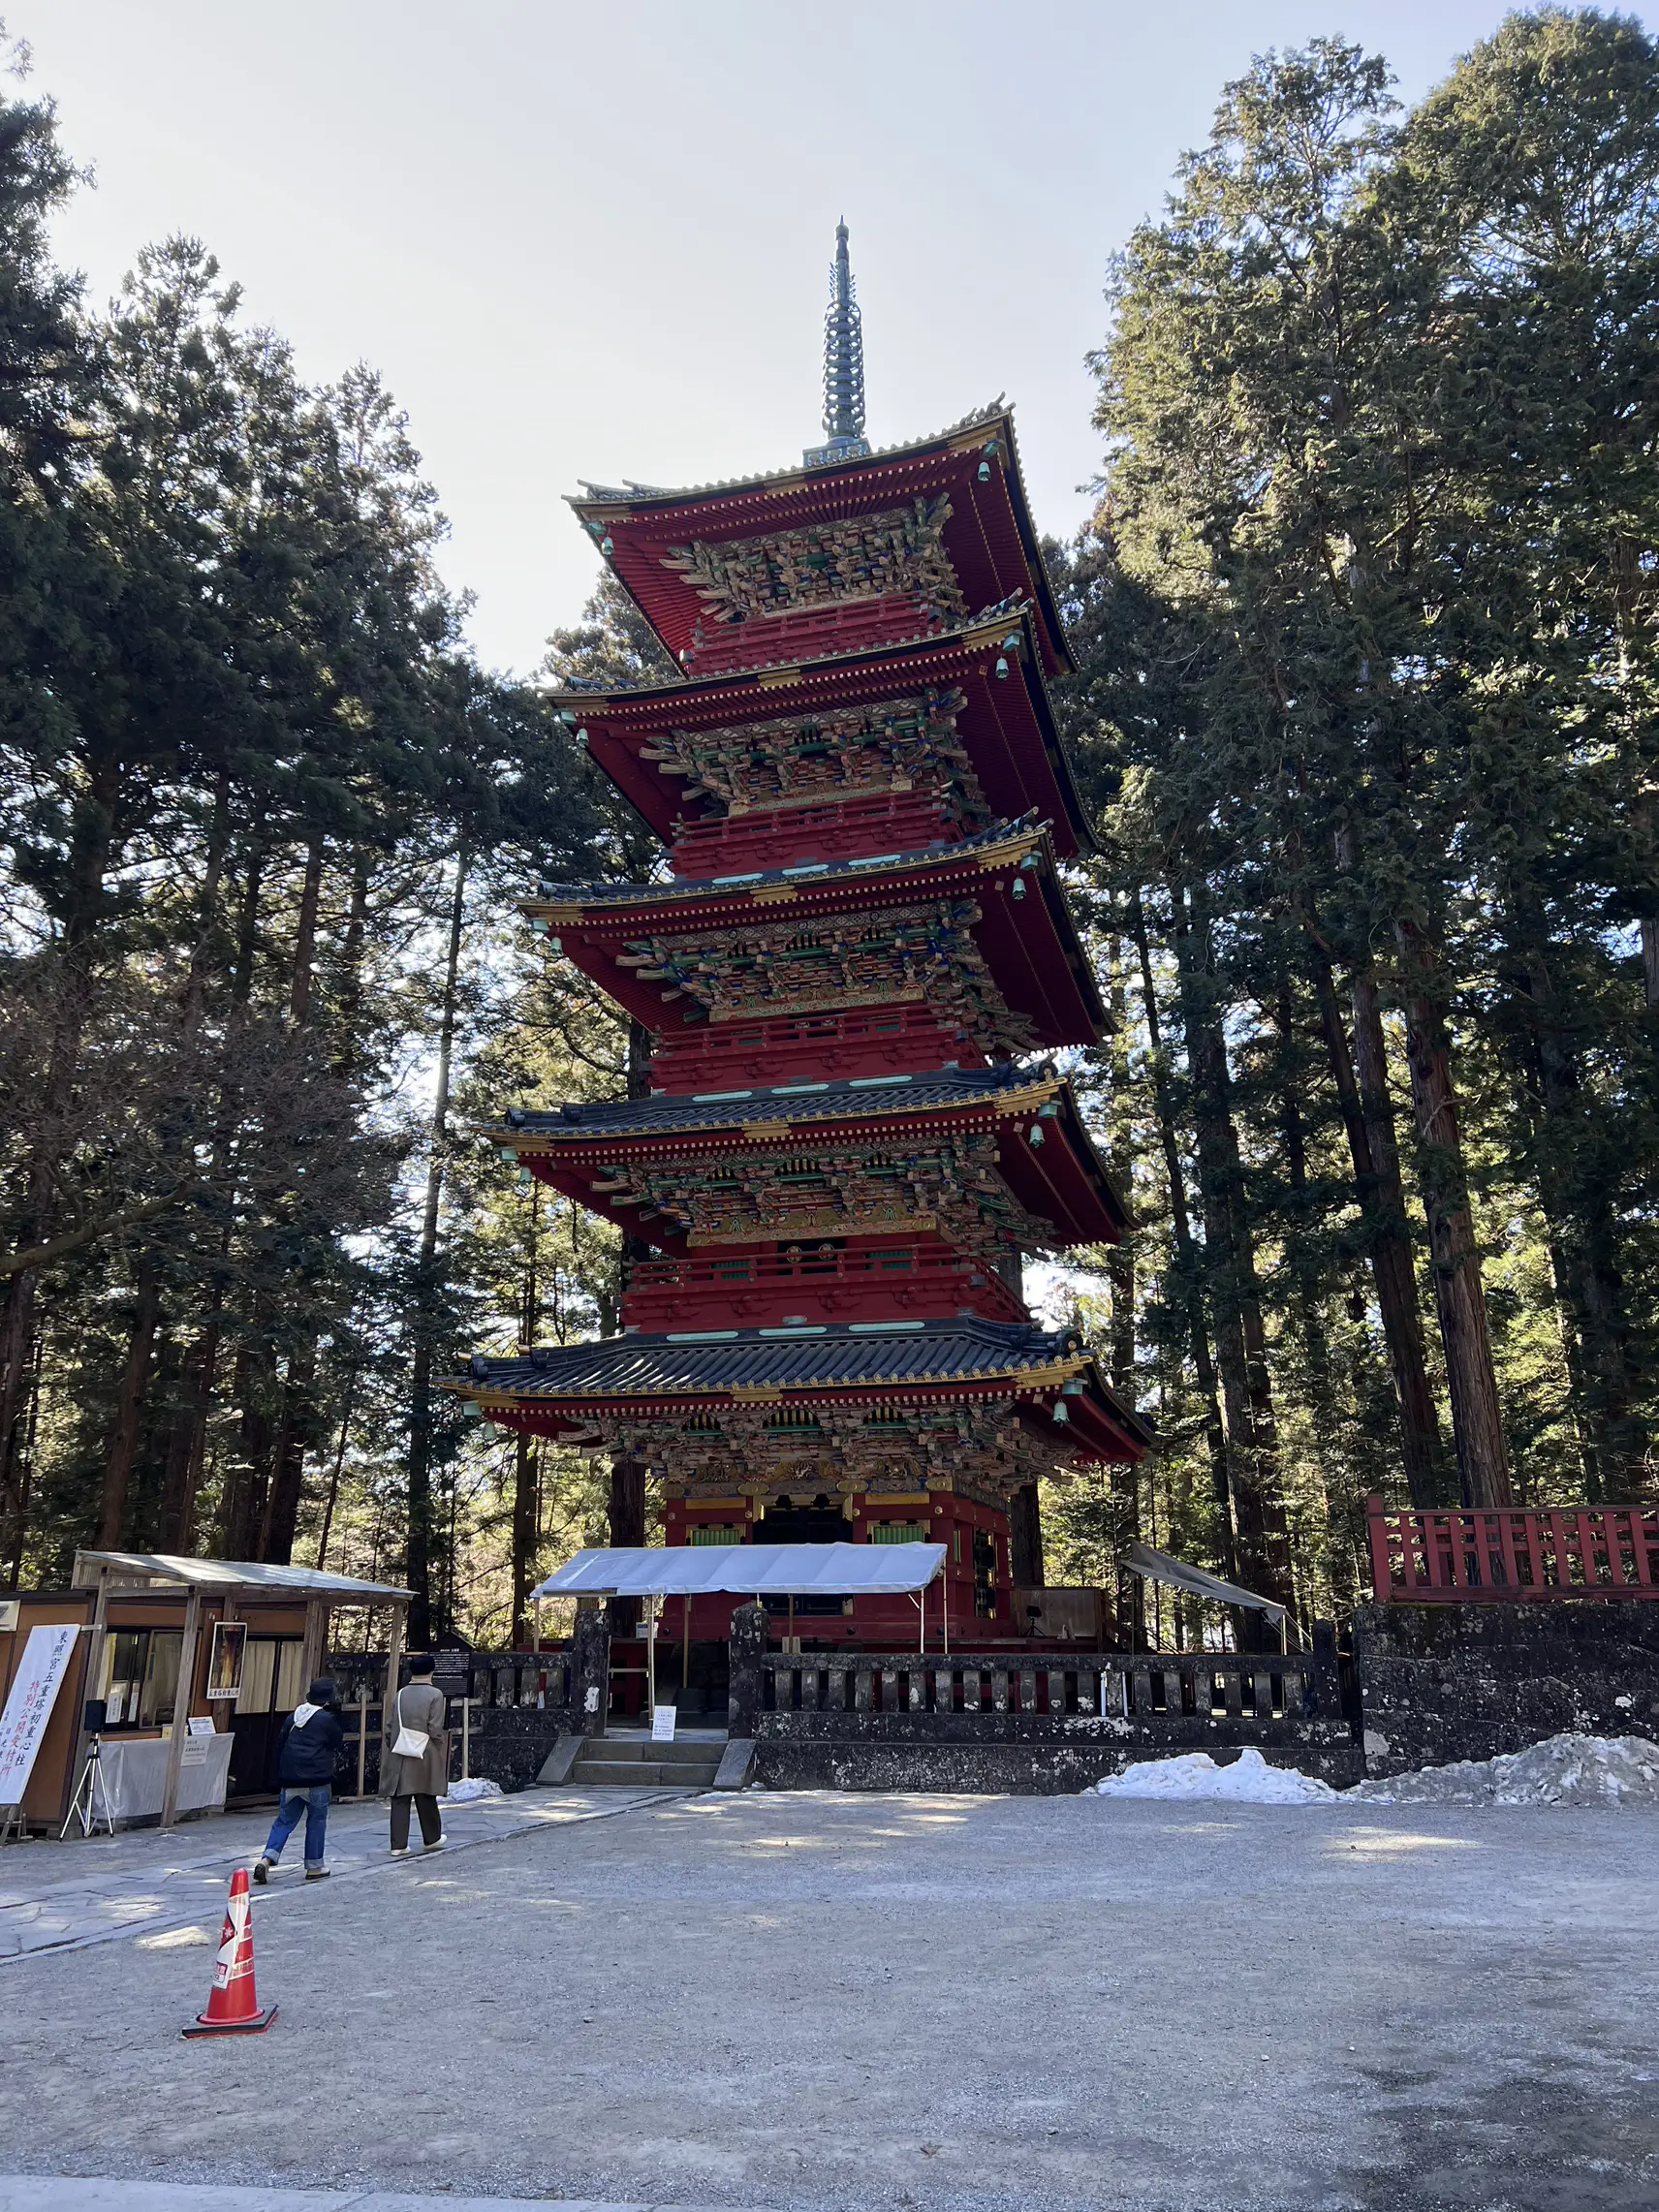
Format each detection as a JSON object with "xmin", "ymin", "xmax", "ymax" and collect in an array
[{"xmin": 0, "ymin": 1623, "xmax": 80, "ymax": 1806}]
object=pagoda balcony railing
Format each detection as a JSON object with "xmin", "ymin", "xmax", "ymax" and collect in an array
[
  {"xmin": 756, "ymin": 1644, "xmax": 1349, "ymax": 1748},
  {"xmin": 679, "ymin": 591, "xmax": 948, "ymax": 678},
  {"xmin": 622, "ymin": 1243, "xmax": 1024, "ymax": 1330},
  {"xmin": 1366, "ymin": 1495, "xmax": 1659, "ymax": 1603},
  {"xmin": 650, "ymin": 1001, "xmax": 970, "ymax": 1089},
  {"xmin": 671, "ymin": 790, "xmax": 964, "ymax": 879}
]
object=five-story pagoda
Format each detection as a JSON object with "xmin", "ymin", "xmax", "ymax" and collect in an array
[{"xmin": 453, "ymin": 227, "xmax": 1148, "ymax": 1649}]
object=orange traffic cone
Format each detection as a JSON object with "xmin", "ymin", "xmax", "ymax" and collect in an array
[{"xmin": 182, "ymin": 1865, "xmax": 277, "ymax": 2037}]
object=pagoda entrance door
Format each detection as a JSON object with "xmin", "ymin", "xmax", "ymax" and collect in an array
[{"xmin": 753, "ymin": 1500, "xmax": 850, "ymax": 1618}]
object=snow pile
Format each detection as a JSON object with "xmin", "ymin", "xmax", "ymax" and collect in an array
[
  {"xmin": 1354, "ymin": 1732, "xmax": 1659, "ymax": 1808},
  {"xmin": 1090, "ymin": 1747, "xmax": 1339, "ymax": 1805},
  {"xmin": 444, "ymin": 1776, "xmax": 504, "ymax": 1803}
]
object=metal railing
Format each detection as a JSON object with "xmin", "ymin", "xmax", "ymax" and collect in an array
[{"xmin": 1366, "ymin": 1497, "xmax": 1659, "ymax": 1603}]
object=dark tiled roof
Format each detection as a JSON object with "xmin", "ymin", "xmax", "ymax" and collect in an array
[
  {"xmin": 532, "ymin": 814, "xmax": 1044, "ymax": 907},
  {"xmin": 462, "ymin": 1316, "xmax": 1085, "ymax": 1398},
  {"xmin": 501, "ymin": 1063, "xmax": 1047, "ymax": 1140}
]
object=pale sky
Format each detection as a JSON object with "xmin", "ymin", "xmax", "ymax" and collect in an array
[{"xmin": 23, "ymin": 1, "xmax": 1651, "ymax": 677}]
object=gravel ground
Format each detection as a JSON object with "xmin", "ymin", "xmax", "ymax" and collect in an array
[{"xmin": 1, "ymin": 1787, "xmax": 1655, "ymax": 2212}]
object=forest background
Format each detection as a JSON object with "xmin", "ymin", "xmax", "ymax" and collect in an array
[{"xmin": 1, "ymin": 6, "xmax": 1654, "ymax": 1650}]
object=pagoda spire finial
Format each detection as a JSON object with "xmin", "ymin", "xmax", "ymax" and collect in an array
[{"xmin": 804, "ymin": 219, "xmax": 871, "ymax": 466}]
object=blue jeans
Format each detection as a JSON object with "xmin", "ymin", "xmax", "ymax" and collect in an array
[{"xmin": 264, "ymin": 1785, "xmax": 329, "ymax": 1868}]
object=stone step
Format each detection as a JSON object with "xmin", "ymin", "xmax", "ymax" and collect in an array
[
  {"xmin": 584, "ymin": 1732, "xmax": 726, "ymax": 1762},
  {"xmin": 570, "ymin": 1755, "xmax": 722, "ymax": 1788}
]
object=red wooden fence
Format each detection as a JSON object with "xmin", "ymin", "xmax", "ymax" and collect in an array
[{"xmin": 1367, "ymin": 1495, "xmax": 1659, "ymax": 1604}]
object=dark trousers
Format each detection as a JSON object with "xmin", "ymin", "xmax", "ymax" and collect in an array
[{"xmin": 391, "ymin": 1791, "xmax": 442, "ymax": 1849}]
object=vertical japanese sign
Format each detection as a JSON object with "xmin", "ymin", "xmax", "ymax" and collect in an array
[{"xmin": 0, "ymin": 1622, "xmax": 80, "ymax": 1806}]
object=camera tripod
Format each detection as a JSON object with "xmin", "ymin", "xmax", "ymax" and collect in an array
[{"xmin": 61, "ymin": 1733, "xmax": 115, "ymax": 1839}]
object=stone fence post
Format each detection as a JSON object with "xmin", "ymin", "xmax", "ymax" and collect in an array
[
  {"xmin": 728, "ymin": 1602, "xmax": 767, "ymax": 1736},
  {"xmin": 1310, "ymin": 1618, "xmax": 1343, "ymax": 1723},
  {"xmin": 571, "ymin": 1604, "xmax": 611, "ymax": 1737}
]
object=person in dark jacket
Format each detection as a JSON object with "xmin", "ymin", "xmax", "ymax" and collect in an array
[{"xmin": 252, "ymin": 1676, "xmax": 344, "ymax": 1883}]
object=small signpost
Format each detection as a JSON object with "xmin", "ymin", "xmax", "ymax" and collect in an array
[{"xmin": 651, "ymin": 1703, "xmax": 677, "ymax": 1742}]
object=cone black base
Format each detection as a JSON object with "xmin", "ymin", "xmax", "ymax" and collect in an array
[{"xmin": 182, "ymin": 2005, "xmax": 277, "ymax": 2038}]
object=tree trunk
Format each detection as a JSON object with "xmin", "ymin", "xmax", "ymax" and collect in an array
[
  {"xmin": 1393, "ymin": 925, "xmax": 1513, "ymax": 1507},
  {"xmin": 1303, "ymin": 937, "xmax": 1447, "ymax": 1505},
  {"xmin": 1503, "ymin": 916, "xmax": 1640, "ymax": 1500},
  {"xmin": 407, "ymin": 850, "xmax": 469, "ymax": 1646},
  {"xmin": 1129, "ymin": 895, "xmax": 1233, "ymax": 1572},
  {"xmin": 1104, "ymin": 936, "xmax": 1137, "ymax": 1400},
  {"xmin": 1171, "ymin": 883, "xmax": 1295, "ymax": 1641},
  {"xmin": 286, "ymin": 834, "xmax": 326, "ymax": 1028},
  {"xmin": 158, "ymin": 1307, "xmax": 221, "ymax": 1552},
  {"xmin": 97, "ymin": 1257, "xmax": 163, "ymax": 1547},
  {"xmin": 261, "ymin": 1337, "xmax": 318, "ymax": 1563}
]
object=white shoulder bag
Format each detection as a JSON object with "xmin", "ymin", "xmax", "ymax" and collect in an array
[{"xmin": 391, "ymin": 1685, "xmax": 429, "ymax": 1760}]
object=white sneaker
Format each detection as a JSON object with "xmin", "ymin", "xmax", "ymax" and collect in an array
[
  {"xmin": 390, "ymin": 1845, "xmax": 409, "ymax": 1856},
  {"xmin": 423, "ymin": 1834, "xmax": 447, "ymax": 1853}
]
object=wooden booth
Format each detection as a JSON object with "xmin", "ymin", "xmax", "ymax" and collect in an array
[{"xmin": 0, "ymin": 1552, "xmax": 409, "ymax": 1836}]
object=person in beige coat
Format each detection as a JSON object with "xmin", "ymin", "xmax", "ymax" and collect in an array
[{"xmin": 385, "ymin": 1653, "xmax": 449, "ymax": 1854}]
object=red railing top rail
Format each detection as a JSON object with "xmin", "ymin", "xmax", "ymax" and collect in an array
[{"xmin": 1366, "ymin": 1495, "xmax": 1659, "ymax": 1603}]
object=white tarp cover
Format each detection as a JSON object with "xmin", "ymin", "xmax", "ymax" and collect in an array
[
  {"xmin": 1122, "ymin": 1540, "xmax": 1287, "ymax": 1623},
  {"xmin": 534, "ymin": 1542, "xmax": 946, "ymax": 1600}
]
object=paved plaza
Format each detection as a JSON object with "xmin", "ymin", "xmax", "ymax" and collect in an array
[{"xmin": 1, "ymin": 1786, "xmax": 1656, "ymax": 2212}]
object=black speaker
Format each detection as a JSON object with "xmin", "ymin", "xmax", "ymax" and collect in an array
[{"xmin": 82, "ymin": 1699, "xmax": 107, "ymax": 1732}]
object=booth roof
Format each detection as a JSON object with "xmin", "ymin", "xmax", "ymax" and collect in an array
[
  {"xmin": 71, "ymin": 1549, "xmax": 411, "ymax": 1601},
  {"xmin": 534, "ymin": 1542, "xmax": 946, "ymax": 1600}
]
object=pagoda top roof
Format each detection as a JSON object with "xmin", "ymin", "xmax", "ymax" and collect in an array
[
  {"xmin": 567, "ymin": 405, "xmax": 1072, "ymax": 681},
  {"xmin": 544, "ymin": 603, "xmax": 1095, "ymax": 860},
  {"xmin": 453, "ymin": 1315, "xmax": 1151, "ymax": 1459}
]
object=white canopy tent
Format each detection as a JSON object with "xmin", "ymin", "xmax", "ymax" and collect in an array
[
  {"xmin": 533, "ymin": 1542, "xmax": 951, "ymax": 1675},
  {"xmin": 533, "ymin": 1542, "xmax": 945, "ymax": 1600}
]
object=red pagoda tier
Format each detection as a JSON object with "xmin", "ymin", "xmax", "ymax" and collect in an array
[{"xmin": 451, "ymin": 225, "xmax": 1146, "ymax": 1647}]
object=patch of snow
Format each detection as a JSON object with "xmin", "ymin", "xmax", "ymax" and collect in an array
[
  {"xmin": 1354, "ymin": 1731, "xmax": 1659, "ymax": 1809},
  {"xmin": 444, "ymin": 1777, "xmax": 504, "ymax": 1803},
  {"xmin": 1090, "ymin": 1747, "xmax": 1338, "ymax": 1805}
]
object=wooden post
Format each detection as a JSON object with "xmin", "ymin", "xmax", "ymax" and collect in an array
[
  {"xmin": 298, "ymin": 1595, "xmax": 327, "ymax": 1691},
  {"xmin": 160, "ymin": 1585, "xmax": 202, "ymax": 1830},
  {"xmin": 461, "ymin": 1695, "xmax": 471, "ymax": 1781},
  {"xmin": 379, "ymin": 1601, "xmax": 407, "ymax": 1795},
  {"xmin": 681, "ymin": 1592, "xmax": 690, "ymax": 1689},
  {"xmin": 355, "ymin": 1684, "xmax": 368, "ymax": 1798}
]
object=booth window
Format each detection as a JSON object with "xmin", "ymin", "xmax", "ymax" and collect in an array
[
  {"xmin": 868, "ymin": 1520, "xmax": 926, "ymax": 1544},
  {"xmin": 688, "ymin": 1524, "xmax": 741, "ymax": 1545},
  {"xmin": 103, "ymin": 1629, "xmax": 182, "ymax": 1729}
]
